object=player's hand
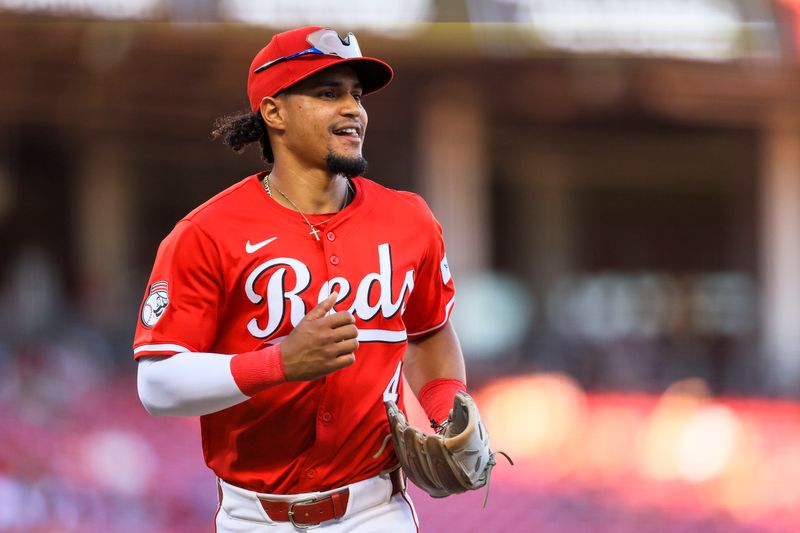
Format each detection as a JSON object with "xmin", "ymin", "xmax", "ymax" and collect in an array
[{"xmin": 280, "ymin": 292, "xmax": 359, "ymax": 382}]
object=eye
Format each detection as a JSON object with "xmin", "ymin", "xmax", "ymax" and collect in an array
[
  {"xmin": 352, "ymin": 93, "xmax": 363, "ymax": 103},
  {"xmin": 321, "ymin": 89, "xmax": 336, "ymax": 99}
]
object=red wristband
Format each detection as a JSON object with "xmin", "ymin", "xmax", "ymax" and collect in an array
[
  {"xmin": 230, "ymin": 344, "xmax": 287, "ymax": 397},
  {"xmin": 417, "ymin": 378, "xmax": 467, "ymax": 425}
]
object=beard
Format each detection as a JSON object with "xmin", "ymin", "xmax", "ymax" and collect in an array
[{"xmin": 326, "ymin": 151, "xmax": 368, "ymax": 178}]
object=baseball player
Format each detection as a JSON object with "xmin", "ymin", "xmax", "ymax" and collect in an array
[{"xmin": 134, "ymin": 27, "xmax": 495, "ymax": 532}]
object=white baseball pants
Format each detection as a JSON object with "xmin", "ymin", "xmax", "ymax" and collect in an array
[{"xmin": 215, "ymin": 473, "xmax": 419, "ymax": 532}]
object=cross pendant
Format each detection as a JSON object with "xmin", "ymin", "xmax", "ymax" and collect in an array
[{"xmin": 309, "ymin": 227, "xmax": 321, "ymax": 240}]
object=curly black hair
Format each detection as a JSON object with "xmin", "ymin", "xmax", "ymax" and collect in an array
[{"xmin": 211, "ymin": 111, "xmax": 274, "ymax": 163}]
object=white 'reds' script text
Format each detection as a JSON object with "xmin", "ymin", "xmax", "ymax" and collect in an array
[{"xmin": 245, "ymin": 243, "xmax": 415, "ymax": 339}]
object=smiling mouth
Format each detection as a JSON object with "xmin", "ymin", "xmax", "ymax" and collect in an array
[{"xmin": 332, "ymin": 126, "xmax": 361, "ymax": 140}]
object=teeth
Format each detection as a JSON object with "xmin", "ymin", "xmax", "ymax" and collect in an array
[{"xmin": 336, "ymin": 128, "xmax": 357, "ymax": 135}]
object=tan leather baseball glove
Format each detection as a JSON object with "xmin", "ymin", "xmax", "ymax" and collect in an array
[{"xmin": 381, "ymin": 391, "xmax": 512, "ymax": 505}]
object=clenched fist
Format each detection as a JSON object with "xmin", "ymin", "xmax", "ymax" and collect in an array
[{"xmin": 280, "ymin": 292, "xmax": 359, "ymax": 382}]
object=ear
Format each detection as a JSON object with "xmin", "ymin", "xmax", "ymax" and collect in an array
[{"xmin": 260, "ymin": 96, "xmax": 287, "ymax": 132}]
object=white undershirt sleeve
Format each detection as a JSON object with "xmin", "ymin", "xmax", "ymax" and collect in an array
[{"xmin": 137, "ymin": 353, "xmax": 249, "ymax": 417}]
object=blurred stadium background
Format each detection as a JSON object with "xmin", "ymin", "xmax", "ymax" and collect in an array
[{"xmin": 2, "ymin": 0, "xmax": 800, "ymax": 531}]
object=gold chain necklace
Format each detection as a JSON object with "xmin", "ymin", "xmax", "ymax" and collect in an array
[{"xmin": 263, "ymin": 174, "xmax": 355, "ymax": 240}]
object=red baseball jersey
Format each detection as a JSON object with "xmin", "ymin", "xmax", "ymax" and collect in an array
[{"xmin": 133, "ymin": 173, "xmax": 455, "ymax": 494}]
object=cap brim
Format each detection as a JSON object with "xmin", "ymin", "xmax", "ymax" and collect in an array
[
  {"xmin": 339, "ymin": 57, "xmax": 394, "ymax": 95},
  {"xmin": 273, "ymin": 56, "xmax": 394, "ymax": 97}
]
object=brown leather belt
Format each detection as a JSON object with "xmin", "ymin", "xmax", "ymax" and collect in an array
[{"xmin": 258, "ymin": 469, "xmax": 405, "ymax": 529}]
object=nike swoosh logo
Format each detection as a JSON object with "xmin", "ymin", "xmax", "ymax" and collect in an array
[{"xmin": 245, "ymin": 237, "xmax": 277, "ymax": 254}]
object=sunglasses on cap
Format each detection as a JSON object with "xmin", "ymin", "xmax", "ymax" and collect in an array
[{"xmin": 254, "ymin": 28, "xmax": 363, "ymax": 74}]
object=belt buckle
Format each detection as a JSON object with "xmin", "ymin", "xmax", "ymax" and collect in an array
[{"xmin": 288, "ymin": 496, "xmax": 321, "ymax": 530}]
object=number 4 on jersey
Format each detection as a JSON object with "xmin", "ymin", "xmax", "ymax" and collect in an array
[{"xmin": 383, "ymin": 361, "xmax": 402, "ymax": 402}]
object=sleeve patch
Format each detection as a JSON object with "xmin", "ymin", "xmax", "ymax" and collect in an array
[
  {"xmin": 440, "ymin": 255, "xmax": 451, "ymax": 285},
  {"xmin": 141, "ymin": 281, "xmax": 170, "ymax": 328}
]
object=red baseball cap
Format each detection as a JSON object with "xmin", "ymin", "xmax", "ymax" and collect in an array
[{"xmin": 247, "ymin": 26, "xmax": 394, "ymax": 113}]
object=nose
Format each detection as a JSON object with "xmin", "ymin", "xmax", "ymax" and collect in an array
[{"xmin": 340, "ymin": 94, "xmax": 362, "ymax": 118}]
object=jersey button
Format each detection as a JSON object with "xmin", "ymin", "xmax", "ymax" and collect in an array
[
  {"xmin": 326, "ymin": 231, "xmax": 335, "ymax": 241},
  {"xmin": 330, "ymin": 255, "xmax": 340, "ymax": 265},
  {"xmin": 306, "ymin": 468, "xmax": 316, "ymax": 479},
  {"xmin": 321, "ymin": 412, "xmax": 332, "ymax": 423}
]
